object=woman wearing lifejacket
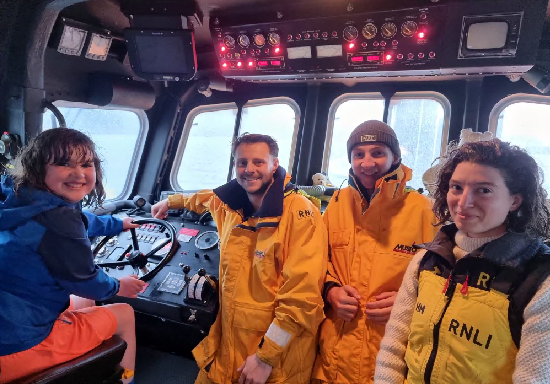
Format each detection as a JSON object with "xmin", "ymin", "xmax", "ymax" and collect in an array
[{"xmin": 374, "ymin": 139, "xmax": 550, "ymax": 384}]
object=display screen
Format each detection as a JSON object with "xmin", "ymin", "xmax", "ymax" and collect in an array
[
  {"xmin": 367, "ymin": 55, "xmax": 381, "ymax": 61},
  {"xmin": 135, "ymin": 36, "xmax": 188, "ymax": 74},
  {"xmin": 466, "ymin": 22, "xmax": 509, "ymax": 50},
  {"xmin": 287, "ymin": 46, "xmax": 312, "ymax": 59},
  {"xmin": 316, "ymin": 45, "xmax": 343, "ymax": 58},
  {"xmin": 88, "ymin": 34, "xmax": 112, "ymax": 56}
]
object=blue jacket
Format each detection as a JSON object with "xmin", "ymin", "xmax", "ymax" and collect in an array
[{"xmin": 0, "ymin": 176, "xmax": 123, "ymax": 355}]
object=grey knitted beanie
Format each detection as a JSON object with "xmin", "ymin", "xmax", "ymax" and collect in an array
[{"xmin": 346, "ymin": 120, "xmax": 401, "ymax": 162}]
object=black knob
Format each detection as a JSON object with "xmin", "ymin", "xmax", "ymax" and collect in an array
[
  {"xmin": 117, "ymin": 265, "xmax": 125, "ymax": 270},
  {"xmin": 194, "ymin": 252, "xmax": 200, "ymax": 258},
  {"xmin": 183, "ymin": 265, "xmax": 191, "ymax": 274},
  {"xmin": 198, "ymin": 268, "xmax": 207, "ymax": 277},
  {"xmin": 204, "ymin": 254, "xmax": 211, "ymax": 260}
]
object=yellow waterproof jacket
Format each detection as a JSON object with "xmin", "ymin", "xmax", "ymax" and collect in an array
[
  {"xmin": 168, "ymin": 167, "xmax": 327, "ymax": 384},
  {"xmin": 312, "ymin": 164, "xmax": 438, "ymax": 384}
]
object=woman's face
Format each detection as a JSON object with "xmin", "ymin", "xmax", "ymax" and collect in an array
[{"xmin": 447, "ymin": 162, "xmax": 522, "ymax": 238}]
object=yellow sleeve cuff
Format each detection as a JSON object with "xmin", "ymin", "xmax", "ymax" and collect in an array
[{"xmin": 168, "ymin": 194, "xmax": 185, "ymax": 210}]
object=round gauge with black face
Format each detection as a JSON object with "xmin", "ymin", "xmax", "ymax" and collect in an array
[
  {"xmin": 381, "ymin": 22, "xmax": 397, "ymax": 39},
  {"xmin": 362, "ymin": 23, "xmax": 377, "ymax": 39},
  {"xmin": 343, "ymin": 26, "xmax": 359, "ymax": 42},
  {"xmin": 238, "ymin": 34, "xmax": 250, "ymax": 48},
  {"xmin": 268, "ymin": 32, "xmax": 281, "ymax": 46},
  {"xmin": 254, "ymin": 34, "xmax": 266, "ymax": 47},
  {"xmin": 223, "ymin": 35, "xmax": 236, "ymax": 48},
  {"xmin": 401, "ymin": 21, "xmax": 418, "ymax": 37}
]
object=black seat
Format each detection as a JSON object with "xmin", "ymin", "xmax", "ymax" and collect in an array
[{"xmin": 11, "ymin": 336, "xmax": 127, "ymax": 384}]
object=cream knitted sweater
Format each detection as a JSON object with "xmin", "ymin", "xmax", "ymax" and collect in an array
[{"xmin": 374, "ymin": 231, "xmax": 550, "ymax": 384}]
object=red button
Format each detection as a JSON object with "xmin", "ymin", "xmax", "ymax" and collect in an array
[
  {"xmin": 332, "ymin": 31, "xmax": 338, "ymax": 37},
  {"xmin": 373, "ymin": 41, "xmax": 379, "ymax": 47},
  {"xmin": 397, "ymin": 54, "xmax": 403, "ymax": 59},
  {"xmin": 380, "ymin": 41, "xmax": 386, "ymax": 47},
  {"xmin": 322, "ymin": 32, "xmax": 328, "ymax": 38},
  {"xmin": 313, "ymin": 32, "xmax": 319, "ymax": 38},
  {"xmin": 361, "ymin": 42, "xmax": 367, "ymax": 48},
  {"xmin": 304, "ymin": 33, "xmax": 310, "ymax": 39},
  {"xmin": 287, "ymin": 34, "xmax": 293, "ymax": 41},
  {"xmin": 418, "ymin": 52, "xmax": 425, "ymax": 59},
  {"xmin": 429, "ymin": 51, "xmax": 436, "ymax": 58},
  {"xmin": 392, "ymin": 40, "xmax": 399, "ymax": 46},
  {"xmin": 408, "ymin": 53, "xmax": 414, "ymax": 59},
  {"xmin": 295, "ymin": 34, "xmax": 301, "ymax": 40}
]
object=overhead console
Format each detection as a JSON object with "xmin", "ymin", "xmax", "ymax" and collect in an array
[{"xmin": 210, "ymin": 0, "xmax": 547, "ymax": 81}]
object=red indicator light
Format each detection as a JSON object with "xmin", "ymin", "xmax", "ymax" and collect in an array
[
  {"xmin": 351, "ymin": 56, "xmax": 364, "ymax": 62},
  {"xmin": 385, "ymin": 54, "xmax": 393, "ymax": 61},
  {"xmin": 258, "ymin": 60, "xmax": 269, "ymax": 66},
  {"xmin": 237, "ymin": 61, "xmax": 242, "ymax": 67},
  {"xmin": 271, "ymin": 60, "xmax": 282, "ymax": 66},
  {"xmin": 418, "ymin": 32, "xmax": 426, "ymax": 39},
  {"xmin": 248, "ymin": 61, "xmax": 254, "ymax": 66},
  {"xmin": 222, "ymin": 62, "xmax": 228, "ymax": 68},
  {"xmin": 348, "ymin": 43, "xmax": 355, "ymax": 49},
  {"xmin": 221, "ymin": 46, "xmax": 226, "ymax": 52},
  {"xmin": 274, "ymin": 47, "xmax": 280, "ymax": 53},
  {"xmin": 367, "ymin": 55, "xmax": 380, "ymax": 61}
]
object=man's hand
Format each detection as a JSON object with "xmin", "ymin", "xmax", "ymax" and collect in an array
[
  {"xmin": 151, "ymin": 199, "xmax": 169, "ymax": 219},
  {"xmin": 117, "ymin": 275, "xmax": 147, "ymax": 298},
  {"xmin": 121, "ymin": 217, "xmax": 140, "ymax": 230},
  {"xmin": 237, "ymin": 354, "xmax": 273, "ymax": 384},
  {"xmin": 365, "ymin": 291, "xmax": 398, "ymax": 325},
  {"xmin": 327, "ymin": 285, "xmax": 361, "ymax": 322}
]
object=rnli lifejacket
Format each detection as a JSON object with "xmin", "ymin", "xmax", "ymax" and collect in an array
[{"xmin": 405, "ymin": 225, "xmax": 550, "ymax": 384}]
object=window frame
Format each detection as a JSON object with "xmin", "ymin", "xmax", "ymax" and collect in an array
[
  {"xmin": 47, "ymin": 101, "xmax": 149, "ymax": 202},
  {"xmin": 239, "ymin": 97, "xmax": 301, "ymax": 173},
  {"xmin": 170, "ymin": 102, "xmax": 238, "ymax": 192},
  {"xmin": 388, "ymin": 91, "xmax": 451, "ymax": 158},
  {"xmin": 488, "ymin": 93, "xmax": 550, "ymax": 136},
  {"xmin": 322, "ymin": 92, "xmax": 385, "ymax": 172}
]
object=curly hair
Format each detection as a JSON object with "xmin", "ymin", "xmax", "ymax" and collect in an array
[
  {"xmin": 9, "ymin": 128, "xmax": 106, "ymax": 207},
  {"xmin": 432, "ymin": 139, "xmax": 550, "ymax": 237}
]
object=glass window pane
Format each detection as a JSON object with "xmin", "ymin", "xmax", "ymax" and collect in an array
[
  {"xmin": 176, "ymin": 108, "xmax": 237, "ymax": 190},
  {"xmin": 326, "ymin": 99, "xmax": 385, "ymax": 188},
  {"xmin": 496, "ymin": 102, "xmax": 550, "ymax": 192},
  {"xmin": 387, "ymin": 98, "xmax": 445, "ymax": 190},
  {"xmin": 43, "ymin": 107, "xmax": 143, "ymax": 200},
  {"xmin": 239, "ymin": 103, "xmax": 297, "ymax": 172}
]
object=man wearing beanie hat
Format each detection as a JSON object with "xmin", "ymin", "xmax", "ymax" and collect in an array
[{"xmin": 312, "ymin": 120, "xmax": 438, "ymax": 384}]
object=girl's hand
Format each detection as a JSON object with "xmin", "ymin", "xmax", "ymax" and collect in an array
[{"xmin": 122, "ymin": 217, "xmax": 140, "ymax": 230}]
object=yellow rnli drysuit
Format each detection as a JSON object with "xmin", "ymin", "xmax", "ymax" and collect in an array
[
  {"xmin": 168, "ymin": 167, "xmax": 327, "ymax": 384},
  {"xmin": 312, "ymin": 164, "xmax": 438, "ymax": 384}
]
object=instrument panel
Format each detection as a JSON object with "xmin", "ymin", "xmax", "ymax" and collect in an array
[
  {"xmin": 97, "ymin": 214, "xmax": 220, "ymax": 352},
  {"xmin": 212, "ymin": 6, "xmax": 445, "ymax": 80},
  {"xmin": 210, "ymin": 0, "xmax": 546, "ymax": 81}
]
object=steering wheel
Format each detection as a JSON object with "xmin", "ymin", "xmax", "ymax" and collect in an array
[{"xmin": 93, "ymin": 218, "xmax": 178, "ymax": 281}]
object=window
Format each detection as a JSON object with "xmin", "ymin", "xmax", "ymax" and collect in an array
[
  {"xmin": 174, "ymin": 104, "xmax": 238, "ymax": 191},
  {"xmin": 42, "ymin": 102, "xmax": 148, "ymax": 201},
  {"xmin": 323, "ymin": 92, "xmax": 449, "ymax": 190},
  {"xmin": 323, "ymin": 94, "xmax": 385, "ymax": 188},
  {"xmin": 387, "ymin": 93, "xmax": 448, "ymax": 190},
  {"xmin": 490, "ymin": 94, "xmax": 550, "ymax": 192},
  {"xmin": 171, "ymin": 98, "xmax": 300, "ymax": 192}
]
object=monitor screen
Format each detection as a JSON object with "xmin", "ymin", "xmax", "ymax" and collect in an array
[
  {"xmin": 134, "ymin": 36, "xmax": 189, "ymax": 74},
  {"xmin": 466, "ymin": 21, "xmax": 509, "ymax": 50}
]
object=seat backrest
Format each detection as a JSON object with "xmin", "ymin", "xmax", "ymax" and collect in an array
[{"xmin": 12, "ymin": 336, "xmax": 127, "ymax": 384}]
